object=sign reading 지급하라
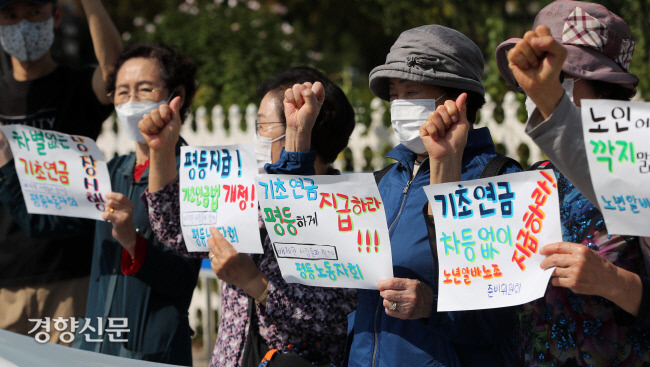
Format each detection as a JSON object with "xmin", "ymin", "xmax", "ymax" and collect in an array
[
  {"xmin": 1, "ymin": 124, "xmax": 111, "ymax": 221},
  {"xmin": 581, "ymin": 99, "xmax": 650, "ymax": 236},
  {"xmin": 423, "ymin": 170, "xmax": 562, "ymax": 311},
  {"xmin": 256, "ymin": 173, "xmax": 393, "ymax": 289},
  {"xmin": 179, "ymin": 144, "xmax": 262, "ymax": 253}
]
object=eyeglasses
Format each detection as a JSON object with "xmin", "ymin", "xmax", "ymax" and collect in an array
[
  {"xmin": 255, "ymin": 120, "xmax": 286, "ymax": 137},
  {"xmin": 109, "ymin": 85, "xmax": 166, "ymax": 105}
]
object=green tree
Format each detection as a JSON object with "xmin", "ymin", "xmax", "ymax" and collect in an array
[{"xmin": 126, "ymin": 0, "xmax": 317, "ymax": 109}]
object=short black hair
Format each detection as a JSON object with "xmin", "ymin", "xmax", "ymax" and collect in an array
[
  {"xmin": 437, "ymin": 88, "xmax": 485, "ymax": 124},
  {"xmin": 106, "ymin": 43, "xmax": 197, "ymax": 120},
  {"xmin": 257, "ymin": 66, "xmax": 356, "ymax": 164}
]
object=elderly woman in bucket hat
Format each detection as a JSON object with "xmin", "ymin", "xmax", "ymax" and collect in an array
[
  {"xmin": 346, "ymin": 25, "xmax": 521, "ymax": 367},
  {"xmin": 496, "ymin": 1, "xmax": 650, "ymax": 365}
]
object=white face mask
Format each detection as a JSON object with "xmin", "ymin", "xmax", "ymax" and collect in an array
[
  {"xmin": 525, "ymin": 77, "xmax": 579, "ymax": 119},
  {"xmin": 115, "ymin": 100, "xmax": 168, "ymax": 143},
  {"xmin": 254, "ymin": 133, "xmax": 285, "ymax": 173},
  {"xmin": 0, "ymin": 18, "xmax": 55, "ymax": 62},
  {"xmin": 390, "ymin": 95, "xmax": 445, "ymax": 154}
]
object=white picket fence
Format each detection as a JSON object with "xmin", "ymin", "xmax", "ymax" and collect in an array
[{"xmin": 94, "ymin": 91, "xmax": 643, "ymax": 360}]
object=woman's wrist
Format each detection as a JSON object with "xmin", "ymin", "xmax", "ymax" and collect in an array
[
  {"xmin": 121, "ymin": 232, "xmax": 138, "ymax": 259},
  {"xmin": 429, "ymin": 156, "xmax": 462, "ymax": 185},
  {"xmin": 284, "ymin": 127, "xmax": 311, "ymax": 152},
  {"xmin": 244, "ymin": 272, "xmax": 270, "ymax": 304},
  {"xmin": 605, "ymin": 265, "xmax": 642, "ymax": 316},
  {"xmin": 149, "ymin": 149, "xmax": 178, "ymax": 192},
  {"xmin": 528, "ymin": 82, "xmax": 564, "ymax": 120}
]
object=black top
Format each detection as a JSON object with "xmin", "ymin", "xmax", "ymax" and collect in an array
[{"xmin": 0, "ymin": 65, "xmax": 113, "ymax": 287}]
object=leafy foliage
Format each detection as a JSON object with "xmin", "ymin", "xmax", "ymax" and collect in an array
[{"xmin": 59, "ymin": 0, "xmax": 650, "ymax": 110}]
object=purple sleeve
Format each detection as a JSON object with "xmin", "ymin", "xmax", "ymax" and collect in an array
[{"xmin": 143, "ymin": 177, "xmax": 206, "ymax": 259}]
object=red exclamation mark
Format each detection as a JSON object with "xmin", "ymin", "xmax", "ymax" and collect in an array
[
  {"xmin": 366, "ymin": 230, "xmax": 371, "ymax": 253},
  {"xmin": 357, "ymin": 230, "xmax": 362, "ymax": 253},
  {"xmin": 251, "ymin": 184, "xmax": 255, "ymax": 208},
  {"xmin": 540, "ymin": 170, "xmax": 557, "ymax": 188},
  {"xmin": 374, "ymin": 230, "xmax": 379, "ymax": 253}
]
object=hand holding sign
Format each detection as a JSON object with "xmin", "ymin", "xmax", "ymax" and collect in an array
[
  {"xmin": 283, "ymin": 82, "xmax": 325, "ymax": 152},
  {"xmin": 539, "ymin": 241, "xmax": 642, "ymax": 316},
  {"xmin": 102, "ymin": 192, "xmax": 137, "ymax": 257},
  {"xmin": 507, "ymin": 25, "xmax": 567, "ymax": 118},
  {"xmin": 378, "ymin": 278, "xmax": 434, "ymax": 320},
  {"xmin": 207, "ymin": 227, "xmax": 268, "ymax": 301},
  {"xmin": 138, "ymin": 96, "xmax": 182, "ymax": 152}
]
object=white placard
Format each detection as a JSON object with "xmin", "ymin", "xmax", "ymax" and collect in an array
[
  {"xmin": 423, "ymin": 170, "xmax": 561, "ymax": 311},
  {"xmin": 256, "ymin": 173, "xmax": 393, "ymax": 289},
  {"xmin": 581, "ymin": 99, "xmax": 650, "ymax": 236},
  {"xmin": 179, "ymin": 144, "xmax": 262, "ymax": 253},
  {"xmin": 1, "ymin": 125, "xmax": 111, "ymax": 220}
]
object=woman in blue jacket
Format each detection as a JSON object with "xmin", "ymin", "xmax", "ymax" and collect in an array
[
  {"xmin": 345, "ymin": 25, "xmax": 521, "ymax": 367},
  {"xmin": 0, "ymin": 43, "xmax": 200, "ymax": 365}
]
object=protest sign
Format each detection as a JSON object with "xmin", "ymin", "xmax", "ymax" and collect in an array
[
  {"xmin": 179, "ymin": 144, "xmax": 262, "ymax": 253},
  {"xmin": 581, "ymin": 99, "xmax": 650, "ymax": 236},
  {"xmin": 256, "ymin": 173, "xmax": 393, "ymax": 289},
  {"xmin": 423, "ymin": 170, "xmax": 561, "ymax": 311},
  {"xmin": 1, "ymin": 124, "xmax": 111, "ymax": 221}
]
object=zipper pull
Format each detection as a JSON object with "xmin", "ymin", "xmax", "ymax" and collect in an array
[{"xmin": 402, "ymin": 180, "xmax": 412, "ymax": 194}]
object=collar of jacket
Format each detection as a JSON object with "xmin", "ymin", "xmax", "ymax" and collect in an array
[
  {"xmin": 117, "ymin": 136, "xmax": 187, "ymax": 182},
  {"xmin": 385, "ymin": 126, "xmax": 496, "ymax": 170}
]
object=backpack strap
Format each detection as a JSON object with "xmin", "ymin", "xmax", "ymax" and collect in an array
[
  {"xmin": 529, "ymin": 160, "xmax": 554, "ymax": 171},
  {"xmin": 480, "ymin": 154, "xmax": 523, "ymax": 178},
  {"xmin": 374, "ymin": 163, "xmax": 396, "ymax": 185}
]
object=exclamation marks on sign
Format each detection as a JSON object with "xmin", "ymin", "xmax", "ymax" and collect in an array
[
  {"xmin": 366, "ymin": 230, "xmax": 371, "ymax": 253},
  {"xmin": 539, "ymin": 170, "xmax": 557, "ymax": 189},
  {"xmin": 250, "ymin": 184, "xmax": 255, "ymax": 208},
  {"xmin": 236, "ymin": 150, "xmax": 242, "ymax": 177},
  {"xmin": 374, "ymin": 230, "xmax": 379, "ymax": 253},
  {"xmin": 357, "ymin": 230, "xmax": 380, "ymax": 253},
  {"xmin": 357, "ymin": 230, "xmax": 362, "ymax": 253}
]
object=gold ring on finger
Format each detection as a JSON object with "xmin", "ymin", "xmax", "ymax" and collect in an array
[{"xmin": 389, "ymin": 301, "xmax": 397, "ymax": 311}]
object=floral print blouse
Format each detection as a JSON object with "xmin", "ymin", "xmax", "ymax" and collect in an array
[
  {"xmin": 144, "ymin": 178, "xmax": 357, "ymax": 367},
  {"xmin": 517, "ymin": 168, "xmax": 650, "ymax": 366}
]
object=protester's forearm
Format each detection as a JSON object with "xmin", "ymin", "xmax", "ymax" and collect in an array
[
  {"xmin": 527, "ymin": 94, "xmax": 599, "ymax": 206},
  {"xmin": 429, "ymin": 157, "xmax": 462, "ymax": 186},
  {"xmin": 284, "ymin": 128, "xmax": 311, "ymax": 152},
  {"xmin": 427, "ymin": 157, "xmax": 462, "ymax": 215},
  {"xmin": 604, "ymin": 266, "xmax": 642, "ymax": 317},
  {"xmin": 149, "ymin": 148, "xmax": 178, "ymax": 193},
  {"xmin": 81, "ymin": 0, "xmax": 122, "ymax": 79}
]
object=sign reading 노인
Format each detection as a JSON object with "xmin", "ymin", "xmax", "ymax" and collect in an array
[
  {"xmin": 581, "ymin": 99, "xmax": 650, "ymax": 236},
  {"xmin": 1, "ymin": 124, "xmax": 111, "ymax": 221},
  {"xmin": 256, "ymin": 173, "xmax": 393, "ymax": 289},
  {"xmin": 423, "ymin": 170, "xmax": 561, "ymax": 311},
  {"xmin": 179, "ymin": 144, "xmax": 262, "ymax": 253}
]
